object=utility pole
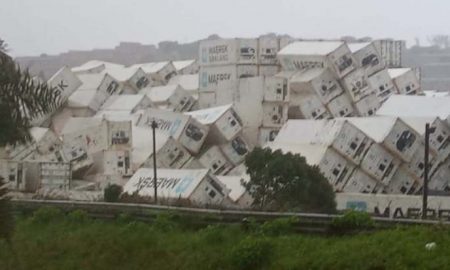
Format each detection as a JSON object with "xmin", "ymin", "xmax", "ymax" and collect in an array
[
  {"xmin": 422, "ymin": 123, "xmax": 436, "ymax": 219},
  {"xmin": 151, "ymin": 120, "xmax": 158, "ymax": 204}
]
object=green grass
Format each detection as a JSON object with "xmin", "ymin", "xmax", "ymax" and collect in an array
[{"xmin": 1, "ymin": 208, "xmax": 449, "ymax": 270}]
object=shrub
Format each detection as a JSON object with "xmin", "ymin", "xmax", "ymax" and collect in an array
[
  {"xmin": 116, "ymin": 213, "xmax": 133, "ymax": 224},
  {"xmin": 31, "ymin": 207, "xmax": 64, "ymax": 224},
  {"xmin": 104, "ymin": 184, "xmax": 123, "ymax": 202},
  {"xmin": 67, "ymin": 210, "xmax": 89, "ymax": 224},
  {"xmin": 331, "ymin": 210, "xmax": 374, "ymax": 233},
  {"xmin": 230, "ymin": 236, "xmax": 273, "ymax": 270},
  {"xmin": 260, "ymin": 216, "xmax": 299, "ymax": 236},
  {"xmin": 152, "ymin": 212, "xmax": 179, "ymax": 232}
]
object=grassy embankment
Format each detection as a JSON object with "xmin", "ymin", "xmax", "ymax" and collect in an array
[{"xmin": 0, "ymin": 208, "xmax": 449, "ymax": 270}]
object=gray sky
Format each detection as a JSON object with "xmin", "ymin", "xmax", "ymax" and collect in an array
[{"xmin": 0, "ymin": 0, "xmax": 448, "ymax": 56}]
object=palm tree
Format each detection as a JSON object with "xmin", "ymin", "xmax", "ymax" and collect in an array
[{"xmin": 0, "ymin": 38, "xmax": 62, "ymax": 242}]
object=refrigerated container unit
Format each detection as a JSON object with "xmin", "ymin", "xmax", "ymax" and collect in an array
[
  {"xmin": 259, "ymin": 65, "xmax": 280, "ymax": 77},
  {"xmin": 326, "ymin": 94, "xmax": 355, "ymax": 117},
  {"xmin": 198, "ymin": 91, "xmax": 216, "ymax": 109},
  {"xmin": 367, "ymin": 69, "xmax": 396, "ymax": 103},
  {"xmin": 340, "ymin": 68, "xmax": 373, "ymax": 102},
  {"xmin": 198, "ymin": 145, "xmax": 234, "ymax": 175},
  {"xmin": 123, "ymin": 168, "xmax": 230, "ymax": 206},
  {"xmin": 293, "ymin": 94, "xmax": 331, "ymax": 119},
  {"xmin": 216, "ymin": 175, "xmax": 253, "ymax": 209},
  {"xmin": 388, "ymin": 68, "xmax": 421, "ymax": 95},
  {"xmin": 104, "ymin": 66, "xmax": 152, "ymax": 93},
  {"xmin": 101, "ymin": 94, "xmax": 152, "ymax": 114},
  {"xmin": 230, "ymin": 77, "xmax": 265, "ymax": 128},
  {"xmin": 275, "ymin": 119, "xmax": 372, "ymax": 165},
  {"xmin": 373, "ymin": 40, "xmax": 405, "ymax": 68},
  {"xmin": 186, "ymin": 104, "xmax": 243, "ymax": 143},
  {"xmin": 385, "ymin": 166, "xmax": 418, "ymax": 194},
  {"xmin": 199, "ymin": 64, "xmax": 258, "ymax": 92},
  {"xmin": 199, "ymin": 38, "xmax": 258, "ymax": 66},
  {"xmin": 347, "ymin": 117, "xmax": 421, "ymax": 163},
  {"xmin": 264, "ymin": 76, "xmax": 289, "ymax": 102},
  {"xmin": 277, "ymin": 41, "xmax": 356, "ymax": 78},
  {"xmin": 0, "ymin": 160, "xmax": 27, "ymax": 191},
  {"xmin": 40, "ymin": 161, "xmax": 71, "ymax": 190},
  {"xmin": 168, "ymin": 74, "xmax": 200, "ymax": 94},
  {"xmin": 348, "ymin": 42, "xmax": 385, "ymax": 76},
  {"xmin": 404, "ymin": 142, "xmax": 437, "ymax": 182},
  {"xmin": 360, "ymin": 143, "xmax": 400, "ymax": 185},
  {"xmin": 429, "ymin": 159, "xmax": 450, "ymax": 191},
  {"xmin": 60, "ymin": 118, "xmax": 109, "ymax": 156},
  {"xmin": 342, "ymin": 169, "xmax": 378, "ymax": 194},
  {"xmin": 48, "ymin": 66, "xmax": 83, "ymax": 100},
  {"xmin": 262, "ymin": 102, "xmax": 289, "ymax": 128},
  {"xmin": 289, "ymin": 68, "xmax": 344, "ymax": 104},
  {"xmin": 258, "ymin": 36, "xmax": 280, "ymax": 65},
  {"xmin": 258, "ymin": 127, "xmax": 280, "ymax": 146},
  {"xmin": 99, "ymin": 150, "xmax": 132, "ymax": 177},
  {"xmin": 220, "ymin": 134, "xmax": 250, "ymax": 165},
  {"xmin": 144, "ymin": 137, "xmax": 192, "ymax": 169},
  {"xmin": 140, "ymin": 84, "xmax": 195, "ymax": 112},
  {"xmin": 173, "ymin": 59, "xmax": 199, "ymax": 75},
  {"xmin": 129, "ymin": 61, "xmax": 177, "ymax": 85},
  {"xmin": 353, "ymin": 93, "xmax": 380, "ymax": 117},
  {"xmin": 137, "ymin": 108, "xmax": 209, "ymax": 155}
]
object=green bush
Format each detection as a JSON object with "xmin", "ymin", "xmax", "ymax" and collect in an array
[
  {"xmin": 152, "ymin": 212, "xmax": 179, "ymax": 232},
  {"xmin": 198, "ymin": 225, "xmax": 226, "ymax": 243},
  {"xmin": 331, "ymin": 210, "xmax": 374, "ymax": 233},
  {"xmin": 67, "ymin": 210, "xmax": 90, "ymax": 223},
  {"xmin": 230, "ymin": 236, "xmax": 273, "ymax": 270},
  {"xmin": 104, "ymin": 184, "xmax": 123, "ymax": 202},
  {"xmin": 31, "ymin": 207, "xmax": 64, "ymax": 224},
  {"xmin": 116, "ymin": 213, "xmax": 133, "ymax": 224},
  {"xmin": 260, "ymin": 216, "xmax": 299, "ymax": 236}
]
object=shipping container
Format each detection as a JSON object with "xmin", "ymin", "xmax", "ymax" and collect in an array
[
  {"xmin": 259, "ymin": 65, "xmax": 280, "ymax": 77},
  {"xmin": 123, "ymin": 168, "xmax": 229, "ymax": 205},
  {"xmin": 137, "ymin": 108, "xmax": 209, "ymax": 154},
  {"xmin": 198, "ymin": 146, "xmax": 234, "ymax": 175},
  {"xmin": 98, "ymin": 150, "xmax": 132, "ymax": 176},
  {"xmin": 199, "ymin": 65, "xmax": 258, "ymax": 92},
  {"xmin": 198, "ymin": 92, "xmax": 216, "ymax": 109},
  {"xmin": 168, "ymin": 74, "xmax": 199, "ymax": 93},
  {"xmin": 258, "ymin": 127, "xmax": 280, "ymax": 146},
  {"xmin": 278, "ymin": 41, "xmax": 356, "ymax": 78},
  {"xmin": 40, "ymin": 161, "xmax": 71, "ymax": 190},
  {"xmin": 340, "ymin": 68, "xmax": 373, "ymax": 102},
  {"xmin": 199, "ymin": 38, "xmax": 258, "ymax": 66},
  {"xmin": 326, "ymin": 94, "xmax": 355, "ymax": 117},
  {"xmin": 347, "ymin": 117, "xmax": 421, "ymax": 163},
  {"xmin": 220, "ymin": 135, "xmax": 250, "ymax": 165},
  {"xmin": 262, "ymin": 102, "xmax": 289, "ymax": 128},
  {"xmin": 294, "ymin": 94, "xmax": 330, "ymax": 119},
  {"xmin": 360, "ymin": 143, "xmax": 400, "ymax": 185},
  {"xmin": 258, "ymin": 36, "xmax": 280, "ymax": 65},
  {"xmin": 186, "ymin": 105, "xmax": 243, "ymax": 143},
  {"xmin": 264, "ymin": 76, "xmax": 289, "ymax": 102},
  {"xmin": 216, "ymin": 175, "xmax": 253, "ymax": 209},
  {"xmin": 47, "ymin": 66, "xmax": 82, "ymax": 100},
  {"xmin": 385, "ymin": 166, "xmax": 418, "ymax": 194},
  {"xmin": 129, "ymin": 61, "xmax": 177, "ymax": 85},
  {"xmin": 388, "ymin": 68, "xmax": 421, "ymax": 95},
  {"xmin": 373, "ymin": 40, "xmax": 405, "ymax": 68},
  {"xmin": 104, "ymin": 66, "xmax": 152, "ymax": 92},
  {"xmin": 353, "ymin": 93, "xmax": 380, "ymax": 117},
  {"xmin": 367, "ymin": 69, "xmax": 396, "ymax": 103},
  {"xmin": 140, "ymin": 85, "xmax": 195, "ymax": 112},
  {"xmin": 101, "ymin": 94, "xmax": 152, "ymax": 113},
  {"xmin": 342, "ymin": 169, "xmax": 378, "ymax": 194},
  {"xmin": 348, "ymin": 42, "xmax": 385, "ymax": 76},
  {"xmin": 429, "ymin": 159, "xmax": 450, "ymax": 191},
  {"xmin": 173, "ymin": 59, "xmax": 199, "ymax": 75},
  {"xmin": 144, "ymin": 137, "xmax": 192, "ymax": 169},
  {"xmin": 289, "ymin": 68, "xmax": 343, "ymax": 104}
]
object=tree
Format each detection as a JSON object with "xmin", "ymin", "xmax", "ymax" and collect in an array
[
  {"xmin": 0, "ymin": 38, "xmax": 61, "ymax": 242},
  {"xmin": 0, "ymin": 38, "xmax": 7, "ymax": 52},
  {"xmin": 242, "ymin": 147, "xmax": 336, "ymax": 213}
]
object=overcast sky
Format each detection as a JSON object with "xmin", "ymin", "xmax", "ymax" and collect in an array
[{"xmin": 0, "ymin": 0, "xmax": 448, "ymax": 56}]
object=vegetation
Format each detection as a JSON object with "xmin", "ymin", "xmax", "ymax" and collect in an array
[
  {"xmin": 0, "ymin": 177, "xmax": 13, "ymax": 242},
  {"xmin": 331, "ymin": 210, "xmax": 375, "ymax": 233},
  {"xmin": 243, "ymin": 147, "xmax": 336, "ymax": 213},
  {"xmin": 1, "ymin": 208, "xmax": 450, "ymax": 269}
]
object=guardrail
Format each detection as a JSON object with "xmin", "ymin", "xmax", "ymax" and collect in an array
[{"xmin": 10, "ymin": 199, "xmax": 450, "ymax": 233}]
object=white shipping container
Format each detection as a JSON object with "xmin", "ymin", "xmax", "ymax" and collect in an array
[
  {"xmin": 388, "ymin": 68, "xmax": 421, "ymax": 95},
  {"xmin": 348, "ymin": 42, "xmax": 385, "ymax": 76},
  {"xmin": 404, "ymin": 142, "xmax": 436, "ymax": 181},
  {"xmin": 258, "ymin": 36, "xmax": 280, "ymax": 65},
  {"xmin": 429, "ymin": 159, "xmax": 450, "ymax": 191},
  {"xmin": 354, "ymin": 93, "xmax": 380, "ymax": 117},
  {"xmin": 199, "ymin": 38, "xmax": 258, "ymax": 66},
  {"xmin": 123, "ymin": 168, "xmax": 229, "ymax": 205},
  {"xmin": 199, "ymin": 65, "xmax": 258, "ymax": 92},
  {"xmin": 198, "ymin": 92, "xmax": 216, "ymax": 109},
  {"xmin": 278, "ymin": 41, "xmax": 356, "ymax": 78},
  {"xmin": 360, "ymin": 143, "xmax": 400, "ymax": 185},
  {"xmin": 296, "ymin": 94, "xmax": 330, "ymax": 119},
  {"xmin": 373, "ymin": 40, "xmax": 405, "ymax": 68},
  {"xmin": 367, "ymin": 69, "xmax": 396, "ymax": 103},
  {"xmin": 145, "ymin": 137, "xmax": 192, "ymax": 169},
  {"xmin": 102, "ymin": 150, "xmax": 132, "ymax": 176},
  {"xmin": 340, "ymin": 68, "xmax": 372, "ymax": 102},
  {"xmin": 48, "ymin": 66, "xmax": 82, "ymax": 100},
  {"xmin": 186, "ymin": 105, "xmax": 243, "ymax": 143},
  {"xmin": 342, "ymin": 169, "xmax": 378, "ymax": 193},
  {"xmin": 289, "ymin": 68, "xmax": 344, "ymax": 104},
  {"xmin": 220, "ymin": 135, "xmax": 250, "ymax": 165},
  {"xmin": 262, "ymin": 102, "xmax": 289, "ymax": 128},
  {"xmin": 326, "ymin": 94, "xmax": 354, "ymax": 117},
  {"xmin": 264, "ymin": 77, "xmax": 289, "ymax": 102},
  {"xmin": 259, "ymin": 65, "xmax": 280, "ymax": 77},
  {"xmin": 319, "ymin": 148, "xmax": 355, "ymax": 191},
  {"xmin": 40, "ymin": 162, "xmax": 71, "ymax": 190},
  {"xmin": 385, "ymin": 166, "xmax": 418, "ymax": 194},
  {"xmin": 198, "ymin": 146, "xmax": 234, "ymax": 175},
  {"xmin": 258, "ymin": 127, "xmax": 280, "ymax": 146}
]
